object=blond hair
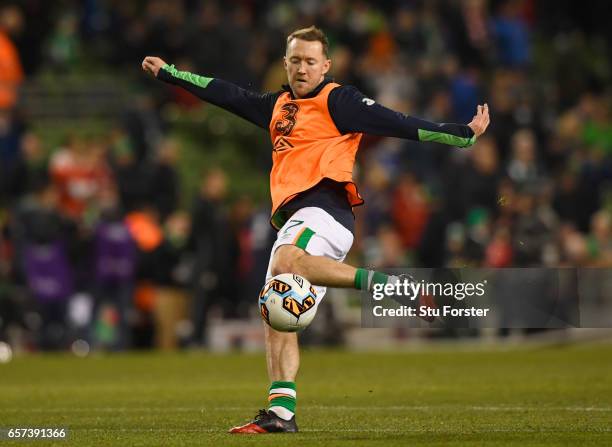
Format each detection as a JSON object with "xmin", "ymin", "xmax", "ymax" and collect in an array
[{"xmin": 286, "ymin": 26, "xmax": 329, "ymax": 58}]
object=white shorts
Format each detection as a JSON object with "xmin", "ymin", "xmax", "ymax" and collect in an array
[{"xmin": 265, "ymin": 207, "xmax": 354, "ymax": 303}]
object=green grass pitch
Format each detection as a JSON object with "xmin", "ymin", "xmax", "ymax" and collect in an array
[{"xmin": 1, "ymin": 342, "xmax": 611, "ymax": 446}]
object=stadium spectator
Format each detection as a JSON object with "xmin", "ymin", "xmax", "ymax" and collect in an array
[
  {"xmin": 47, "ymin": 12, "xmax": 80, "ymax": 71},
  {"xmin": 49, "ymin": 135, "xmax": 111, "ymax": 220},
  {"xmin": 188, "ymin": 168, "xmax": 238, "ymax": 345},
  {"xmin": 445, "ymin": 136, "xmax": 500, "ymax": 220},
  {"xmin": 367, "ymin": 225, "xmax": 408, "ymax": 269},
  {"xmin": 512, "ymin": 189, "xmax": 556, "ymax": 266},
  {"xmin": 587, "ymin": 210, "xmax": 612, "ymax": 267},
  {"xmin": 360, "ymin": 159, "xmax": 392, "ymax": 238},
  {"xmin": 506, "ymin": 128, "xmax": 544, "ymax": 188},
  {"xmin": 151, "ymin": 210, "xmax": 192, "ymax": 350},
  {"xmin": 0, "ymin": 110, "xmax": 26, "ymax": 204},
  {"xmin": 0, "ymin": 4, "xmax": 24, "ymax": 110},
  {"xmin": 13, "ymin": 184, "xmax": 76, "ymax": 350},
  {"xmin": 91, "ymin": 186, "xmax": 137, "ymax": 350},
  {"xmin": 391, "ymin": 173, "xmax": 430, "ymax": 250},
  {"xmin": 150, "ymin": 137, "xmax": 180, "ymax": 220},
  {"xmin": 490, "ymin": 0, "xmax": 531, "ymax": 68},
  {"xmin": 19, "ymin": 131, "xmax": 49, "ymax": 195}
]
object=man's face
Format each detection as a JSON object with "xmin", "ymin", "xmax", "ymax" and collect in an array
[{"xmin": 284, "ymin": 38, "xmax": 330, "ymax": 98}]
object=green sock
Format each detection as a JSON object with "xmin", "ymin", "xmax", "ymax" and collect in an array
[
  {"xmin": 268, "ymin": 381, "xmax": 296, "ymax": 421},
  {"xmin": 354, "ymin": 268, "xmax": 389, "ymax": 291}
]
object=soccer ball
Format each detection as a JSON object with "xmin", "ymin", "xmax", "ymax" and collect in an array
[{"xmin": 259, "ymin": 273, "xmax": 318, "ymax": 332}]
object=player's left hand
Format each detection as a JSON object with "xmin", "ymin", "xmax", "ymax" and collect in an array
[{"xmin": 468, "ymin": 103, "xmax": 490, "ymax": 137}]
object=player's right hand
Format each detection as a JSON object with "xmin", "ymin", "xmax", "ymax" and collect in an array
[{"xmin": 142, "ymin": 56, "xmax": 167, "ymax": 78}]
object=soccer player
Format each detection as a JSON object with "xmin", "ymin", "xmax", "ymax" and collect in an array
[{"xmin": 143, "ymin": 26, "xmax": 489, "ymax": 434}]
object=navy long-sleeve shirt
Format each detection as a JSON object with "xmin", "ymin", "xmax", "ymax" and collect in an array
[{"xmin": 157, "ymin": 65, "xmax": 476, "ymax": 232}]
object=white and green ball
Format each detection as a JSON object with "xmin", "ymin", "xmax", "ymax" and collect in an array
[{"xmin": 259, "ymin": 273, "xmax": 318, "ymax": 332}]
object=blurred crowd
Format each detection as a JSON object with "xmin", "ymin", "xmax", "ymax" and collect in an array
[{"xmin": 0, "ymin": 0, "xmax": 611, "ymax": 351}]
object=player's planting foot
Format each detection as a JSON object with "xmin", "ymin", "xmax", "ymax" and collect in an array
[{"xmin": 228, "ymin": 409, "xmax": 298, "ymax": 434}]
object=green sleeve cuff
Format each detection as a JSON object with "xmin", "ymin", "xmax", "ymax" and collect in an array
[
  {"xmin": 418, "ymin": 129, "xmax": 477, "ymax": 148},
  {"xmin": 161, "ymin": 64, "xmax": 214, "ymax": 89}
]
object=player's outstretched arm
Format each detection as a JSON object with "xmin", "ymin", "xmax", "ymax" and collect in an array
[
  {"xmin": 142, "ymin": 56, "xmax": 278, "ymax": 129},
  {"xmin": 328, "ymin": 86, "xmax": 490, "ymax": 148}
]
